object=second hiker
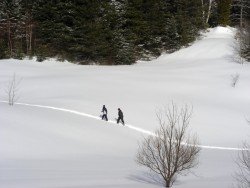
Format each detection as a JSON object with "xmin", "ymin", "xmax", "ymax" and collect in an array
[{"xmin": 117, "ymin": 108, "xmax": 125, "ymax": 125}]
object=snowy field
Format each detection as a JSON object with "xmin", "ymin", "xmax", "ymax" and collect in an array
[{"xmin": 1, "ymin": 27, "xmax": 250, "ymax": 188}]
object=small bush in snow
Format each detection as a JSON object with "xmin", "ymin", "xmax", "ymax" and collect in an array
[
  {"xmin": 234, "ymin": 26, "xmax": 250, "ymax": 64},
  {"xmin": 5, "ymin": 73, "xmax": 21, "ymax": 106},
  {"xmin": 235, "ymin": 143, "xmax": 250, "ymax": 188},
  {"xmin": 231, "ymin": 73, "xmax": 240, "ymax": 87},
  {"xmin": 235, "ymin": 119, "xmax": 250, "ymax": 188}
]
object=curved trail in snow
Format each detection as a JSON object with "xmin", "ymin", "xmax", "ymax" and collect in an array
[{"xmin": 1, "ymin": 101, "xmax": 247, "ymax": 151}]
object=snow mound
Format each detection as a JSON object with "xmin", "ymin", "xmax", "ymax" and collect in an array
[{"xmin": 207, "ymin": 26, "xmax": 236, "ymax": 37}]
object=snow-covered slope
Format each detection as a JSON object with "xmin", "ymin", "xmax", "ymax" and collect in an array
[{"xmin": 1, "ymin": 27, "xmax": 250, "ymax": 188}]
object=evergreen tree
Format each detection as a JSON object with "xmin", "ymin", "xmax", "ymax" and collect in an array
[
  {"xmin": 167, "ymin": 0, "xmax": 204, "ymax": 47},
  {"xmin": 218, "ymin": 0, "xmax": 232, "ymax": 26},
  {"xmin": 0, "ymin": 0, "xmax": 20, "ymax": 57},
  {"xmin": 140, "ymin": 0, "xmax": 168, "ymax": 56},
  {"xmin": 102, "ymin": 0, "xmax": 135, "ymax": 65},
  {"xmin": 34, "ymin": 1, "xmax": 74, "ymax": 58},
  {"xmin": 123, "ymin": 0, "xmax": 148, "ymax": 57},
  {"xmin": 208, "ymin": 1, "xmax": 219, "ymax": 27},
  {"xmin": 163, "ymin": 16, "xmax": 181, "ymax": 51},
  {"xmin": 0, "ymin": 0, "xmax": 209, "ymax": 64},
  {"xmin": 19, "ymin": 0, "xmax": 37, "ymax": 56}
]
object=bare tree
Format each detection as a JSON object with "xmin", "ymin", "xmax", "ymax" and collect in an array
[
  {"xmin": 235, "ymin": 143, "xmax": 250, "ymax": 188},
  {"xmin": 136, "ymin": 103, "xmax": 200, "ymax": 187},
  {"xmin": 232, "ymin": 0, "xmax": 250, "ymax": 29},
  {"xmin": 5, "ymin": 73, "xmax": 21, "ymax": 106}
]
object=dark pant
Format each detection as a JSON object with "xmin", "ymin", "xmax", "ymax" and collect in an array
[
  {"xmin": 102, "ymin": 114, "xmax": 108, "ymax": 121},
  {"xmin": 117, "ymin": 117, "xmax": 124, "ymax": 125}
]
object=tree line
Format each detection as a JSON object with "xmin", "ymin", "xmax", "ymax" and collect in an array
[{"xmin": 0, "ymin": 0, "xmax": 248, "ymax": 65}]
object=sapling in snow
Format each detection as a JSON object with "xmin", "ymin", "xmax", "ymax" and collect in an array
[
  {"xmin": 5, "ymin": 73, "xmax": 21, "ymax": 106},
  {"xmin": 231, "ymin": 73, "xmax": 240, "ymax": 87}
]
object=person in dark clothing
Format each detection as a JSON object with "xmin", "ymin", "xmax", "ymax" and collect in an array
[
  {"xmin": 101, "ymin": 105, "xmax": 108, "ymax": 121},
  {"xmin": 117, "ymin": 108, "xmax": 125, "ymax": 125}
]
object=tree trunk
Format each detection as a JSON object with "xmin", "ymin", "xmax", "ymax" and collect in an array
[
  {"xmin": 26, "ymin": 23, "xmax": 29, "ymax": 54},
  {"xmin": 7, "ymin": 18, "xmax": 13, "ymax": 57},
  {"xmin": 240, "ymin": 2, "xmax": 243, "ymax": 28},
  {"xmin": 206, "ymin": 0, "xmax": 212, "ymax": 24},
  {"xmin": 165, "ymin": 181, "xmax": 171, "ymax": 188},
  {"xmin": 29, "ymin": 24, "xmax": 32, "ymax": 55},
  {"xmin": 201, "ymin": 0, "xmax": 205, "ymax": 23}
]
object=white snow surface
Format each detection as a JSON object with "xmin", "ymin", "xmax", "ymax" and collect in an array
[{"xmin": 0, "ymin": 26, "xmax": 250, "ymax": 187}]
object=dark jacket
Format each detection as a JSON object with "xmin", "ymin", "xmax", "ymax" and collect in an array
[
  {"xmin": 102, "ymin": 106, "xmax": 107, "ymax": 115},
  {"xmin": 118, "ymin": 109, "xmax": 123, "ymax": 118}
]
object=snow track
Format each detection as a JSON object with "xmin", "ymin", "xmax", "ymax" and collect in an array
[{"xmin": 0, "ymin": 100, "xmax": 247, "ymax": 151}]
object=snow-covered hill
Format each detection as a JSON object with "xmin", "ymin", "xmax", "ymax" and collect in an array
[{"xmin": 1, "ymin": 27, "xmax": 250, "ymax": 188}]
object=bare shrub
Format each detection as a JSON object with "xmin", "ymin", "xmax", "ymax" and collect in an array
[
  {"xmin": 234, "ymin": 119, "xmax": 250, "ymax": 188},
  {"xmin": 231, "ymin": 73, "xmax": 240, "ymax": 87},
  {"xmin": 235, "ymin": 143, "xmax": 250, "ymax": 188},
  {"xmin": 5, "ymin": 73, "xmax": 21, "ymax": 105},
  {"xmin": 136, "ymin": 103, "xmax": 200, "ymax": 187},
  {"xmin": 234, "ymin": 26, "xmax": 250, "ymax": 64}
]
